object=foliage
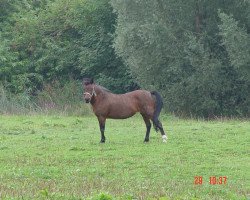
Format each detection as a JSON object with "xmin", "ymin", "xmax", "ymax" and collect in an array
[
  {"xmin": 218, "ymin": 11, "xmax": 250, "ymax": 70},
  {"xmin": 111, "ymin": 0, "xmax": 250, "ymax": 117},
  {"xmin": 0, "ymin": 84, "xmax": 37, "ymax": 114},
  {"xmin": 0, "ymin": 0, "xmax": 133, "ymax": 94},
  {"xmin": 0, "ymin": 80, "xmax": 91, "ymax": 115},
  {"xmin": 36, "ymin": 79, "xmax": 91, "ymax": 115},
  {"xmin": 0, "ymin": 0, "xmax": 250, "ymax": 117}
]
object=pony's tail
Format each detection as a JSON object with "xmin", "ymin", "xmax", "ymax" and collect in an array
[{"xmin": 150, "ymin": 91, "xmax": 163, "ymax": 132}]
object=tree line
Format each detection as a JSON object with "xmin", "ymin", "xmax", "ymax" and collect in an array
[{"xmin": 0, "ymin": 0, "xmax": 249, "ymax": 117}]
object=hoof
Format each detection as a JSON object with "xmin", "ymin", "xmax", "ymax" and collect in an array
[
  {"xmin": 162, "ymin": 135, "xmax": 168, "ymax": 143},
  {"xmin": 100, "ymin": 140, "xmax": 105, "ymax": 143},
  {"xmin": 144, "ymin": 139, "xmax": 149, "ymax": 143}
]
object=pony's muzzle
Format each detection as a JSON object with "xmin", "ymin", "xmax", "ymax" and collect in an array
[
  {"xmin": 84, "ymin": 96, "xmax": 91, "ymax": 103},
  {"xmin": 83, "ymin": 92, "xmax": 92, "ymax": 103}
]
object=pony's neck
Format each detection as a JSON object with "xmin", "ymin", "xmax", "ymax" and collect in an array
[
  {"xmin": 94, "ymin": 85, "xmax": 102, "ymax": 96},
  {"xmin": 90, "ymin": 85, "xmax": 109, "ymax": 105},
  {"xmin": 95, "ymin": 85, "xmax": 111, "ymax": 95}
]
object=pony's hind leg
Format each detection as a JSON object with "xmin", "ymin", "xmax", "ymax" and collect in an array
[
  {"xmin": 153, "ymin": 118, "xmax": 168, "ymax": 142},
  {"xmin": 157, "ymin": 120, "xmax": 168, "ymax": 142},
  {"xmin": 141, "ymin": 114, "xmax": 151, "ymax": 142}
]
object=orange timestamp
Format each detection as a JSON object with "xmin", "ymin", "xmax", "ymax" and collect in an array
[{"xmin": 194, "ymin": 176, "xmax": 227, "ymax": 185}]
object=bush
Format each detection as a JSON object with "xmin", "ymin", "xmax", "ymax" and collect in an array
[
  {"xmin": 0, "ymin": 85, "xmax": 38, "ymax": 114},
  {"xmin": 36, "ymin": 79, "xmax": 91, "ymax": 116},
  {"xmin": 0, "ymin": 80, "xmax": 91, "ymax": 116}
]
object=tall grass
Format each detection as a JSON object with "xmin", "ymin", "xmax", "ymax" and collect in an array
[
  {"xmin": 0, "ymin": 80, "xmax": 91, "ymax": 115},
  {"xmin": 36, "ymin": 80, "xmax": 91, "ymax": 115},
  {"xmin": 0, "ymin": 86, "xmax": 38, "ymax": 114}
]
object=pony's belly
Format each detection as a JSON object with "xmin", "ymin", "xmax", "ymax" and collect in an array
[
  {"xmin": 107, "ymin": 104, "xmax": 137, "ymax": 119},
  {"xmin": 107, "ymin": 112, "xmax": 135, "ymax": 119}
]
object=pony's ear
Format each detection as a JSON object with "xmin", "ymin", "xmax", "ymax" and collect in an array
[
  {"xmin": 89, "ymin": 78, "xmax": 94, "ymax": 84},
  {"xmin": 83, "ymin": 78, "xmax": 89, "ymax": 86},
  {"xmin": 83, "ymin": 78, "xmax": 94, "ymax": 85}
]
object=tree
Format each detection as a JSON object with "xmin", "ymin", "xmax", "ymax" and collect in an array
[
  {"xmin": 1, "ymin": 0, "xmax": 134, "ymax": 94},
  {"xmin": 111, "ymin": 0, "xmax": 250, "ymax": 117}
]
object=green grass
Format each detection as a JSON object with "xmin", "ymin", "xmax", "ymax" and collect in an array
[{"xmin": 0, "ymin": 114, "xmax": 249, "ymax": 199}]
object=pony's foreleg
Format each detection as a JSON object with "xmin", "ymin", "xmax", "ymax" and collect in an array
[
  {"xmin": 142, "ymin": 115, "xmax": 151, "ymax": 142},
  {"xmin": 98, "ymin": 116, "xmax": 106, "ymax": 143}
]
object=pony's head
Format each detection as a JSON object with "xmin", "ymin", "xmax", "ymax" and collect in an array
[{"xmin": 83, "ymin": 78, "xmax": 96, "ymax": 103}]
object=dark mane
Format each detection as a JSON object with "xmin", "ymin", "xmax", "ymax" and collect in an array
[{"xmin": 96, "ymin": 85, "xmax": 112, "ymax": 93}]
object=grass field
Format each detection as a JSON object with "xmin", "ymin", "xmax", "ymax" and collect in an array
[{"xmin": 0, "ymin": 114, "xmax": 249, "ymax": 199}]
